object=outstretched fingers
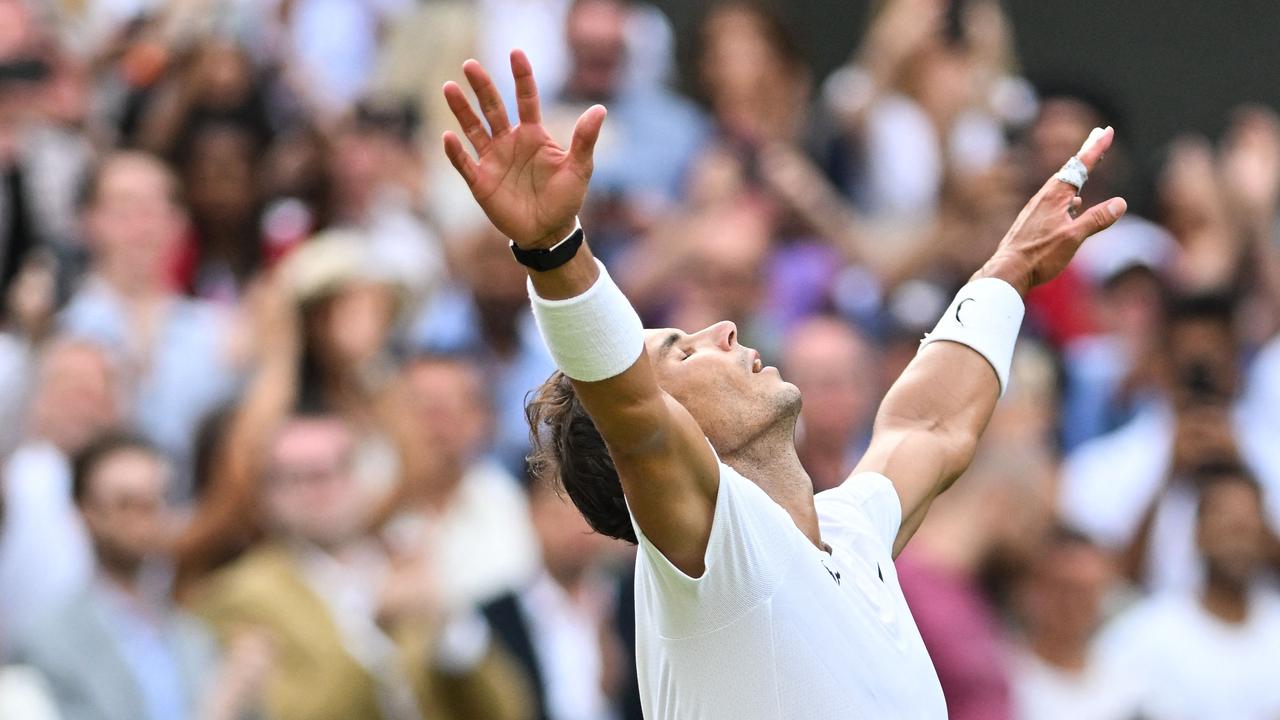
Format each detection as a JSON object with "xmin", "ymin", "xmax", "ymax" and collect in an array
[
  {"xmin": 443, "ymin": 81, "xmax": 490, "ymax": 153},
  {"xmin": 510, "ymin": 49, "xmax": 541, "ymax": 125},
  {"xmin": 442, "ymin": 131, "xmax": 479, "ymax": 186},
  {"xmin": 568, "ymin": 104, "xmax": 607, "ymax": 173},
  {"xmin": 463, "ymin": 59, "xmax": 512, "ymax": 136}
]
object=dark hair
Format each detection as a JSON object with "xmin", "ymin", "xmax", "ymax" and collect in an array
[
  {"xmin": 526, "ymin": 371, "xmax": 635, "ymax": 544},
  {"xmin": 72, "ymin": 432, "xmax": 161, "ymax": 505}
]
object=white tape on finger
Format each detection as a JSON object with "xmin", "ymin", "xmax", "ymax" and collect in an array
[{"xmin": 1054, "ymin": 156, "xmax": 1089, "ymax": 190}]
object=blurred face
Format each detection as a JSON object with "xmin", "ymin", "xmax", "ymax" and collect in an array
[
  {"xmin": 1020, "ymin": 542, "xmax": 1115, "ymax": 645},
  {"xmin": 85, "ymin": 155, "xmax": 186, "ymax": 284},
  {"xmin": 32, "ymin": 342, "xmax": 118, "ymax": 453},
  {"xmin": 783, "ymin": 319, "xmax": 876, "ymax": 448},
  {"xmin": 403, "ymin": 359, "xmax": 490, "ymax": 465},
  {"xmin": 264, "ymin": 418, "xmax": 366, "ymax": 547},
  {"xmin": 185, "ymin": 126, "xmax": 257, "ymax": 231},
  {"xmin": 1168, "ymin": 317, "xmax": 1238, "ymax": 405},
  {"xmin": 700, "ymin": 7, "xmax": 786, "ymax": 102},
  {"xmin": 1031, "ymin": 99, "xmax": 1102, "ymax": 183},
  {"xmin": 566, "ymin": 0, "xmax": 627, "ymax": 100},
  {"xmin": 1197, "ymin": 479, "xmax": 1267, "ymax": 588},
  {"xmin": 308, "ymin": 283, "xmax": 397, "ymax": 368},
  {"xmin": 678, "ymin": 202, "xmax": 771, "ymax": 327},
  {"xmin": 80, "ymin": 448, "xmax": 172, "ymax": 572},
  {"xmin": 644, "ymin": 321, "xmax": 799, "ymax": 455},
  {"xmin": 531, "ymin": 484, "xmax": 611, "ymax": 586}
]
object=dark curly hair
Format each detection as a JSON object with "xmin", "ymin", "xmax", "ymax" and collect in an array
[{"xmin": 526, "ymin": 371, "xmax": 637, "ymax": 544}]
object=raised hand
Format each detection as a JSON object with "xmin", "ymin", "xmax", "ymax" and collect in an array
[
  {"xmin": 978, "ymin": 127, "xmax": 1128, "ymax": 294},
  {"xmin": 442, "ymin": 50, "xmax": 607, "ymax": 249}
]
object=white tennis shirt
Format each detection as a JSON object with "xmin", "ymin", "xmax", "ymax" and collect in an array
[{"xmin": 631, "ymin": 458, "xmax": 947, "ymax": 719}]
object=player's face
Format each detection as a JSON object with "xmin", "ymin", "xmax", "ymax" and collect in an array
[{"xmin": 644, "ymin": 322, "xmax": 800, "ymax": 454}]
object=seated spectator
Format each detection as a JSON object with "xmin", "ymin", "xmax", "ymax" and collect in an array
[
  {"xmin": 483, "ymin": 477, "xmax": 639, "ymax": 720},
  {"xmin": 1097, "ymin": 468, "xmax": 1280, "ymax": 720},
  {"xmin": 1009, "ymin": 526, "xmax": 1141, "ymax": 720},
  {"xmin": 1060, "ymin": 292, "xmax": 1280, "ymax": 592},
  {"xmin": 382, "ymin": 354, "xmax": 539, "ymax": 610},
  {"xmin": 782, "ymin": 316, "xmax": 878, "ymax": 492},
  {"xmin": 59, "ymin": 151, "xmax": 239, "ymax": 491},
  {"xmin": 196, "ymin": 412, "xmax": 531, "ymax": 720},
  {"xmin": 0, "ymin": 338, "xmax": 116, "ymax": 655},
  {"xmin": 19, "ymin": 433, "xmax": 223, "ymax": 720}
]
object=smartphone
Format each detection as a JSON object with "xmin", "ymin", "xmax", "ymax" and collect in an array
[{"xmin": 0, "ymin": 57, "xmax": 51, "ymax": 87}]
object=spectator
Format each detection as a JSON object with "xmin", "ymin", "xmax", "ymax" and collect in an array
[
  {"xmin": 327, "ymin": 97, "xmax": 444, "ymax": 299},
  {"xmin": 196, "ymin": 412, "xmax": 531, "ymax": 720},
  {"xmin": 546, "ymin": 0, "xmax": 708, "ymax": 223},
  {"xmin": 1009, "ymin": 527, "xmax": 1141, "ymax": 720},
  {"xmin": 782, "ymin": 316, "xmax": 878, "ymax": 492},
  {"xmin": 1097, "ymin": 467, "xmax": 1280, "ymax": 720},
  {"xmin": 411, "ymin": 220, "xmax": 557, "ymax": 472},
  {"xmin": 175, "ymin": 122, "xmax": 264, "ymax": 302},
  {"xmin": 19, "ymin": 433, "xmax": 224, "ymax": 720},
  {"xmin": 1060, "ymin": 293, "xmax": 1280, "ymax": 592},
  {"xmin": 483, "ymin": 477, "xmax": 637, "ymax": 720},
  {"xmin": 0, "ymin": 338, "xmax": 116, "ymax": 655},
  {"xmin": 59, "ymin": 151, "xmax": 239, "ymax": 489},
  {"xmin": 382, "ymin": 354, "xmax": 540, "ymax": 609}
]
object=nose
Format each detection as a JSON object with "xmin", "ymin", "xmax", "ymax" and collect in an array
[{"xmin": 699, "ymin": 320, "xmax": 737, "ymax": 351}]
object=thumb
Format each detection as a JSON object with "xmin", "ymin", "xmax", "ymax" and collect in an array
[
  {"xmin": 1074, "ymin": 197, "xmax": 1128, "ymax": 239},
  {"xmin": 568, "ymin": 104, "xmax": 607, "ymax": 170}
]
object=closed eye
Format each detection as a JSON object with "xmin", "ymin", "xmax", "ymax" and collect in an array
[{"xmin": 681, "ymin": 349, "xmax": 693, "ymax": 361}]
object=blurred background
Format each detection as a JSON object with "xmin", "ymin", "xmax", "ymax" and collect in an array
[{"xmin": 0, "ymin": 0, "xmax": 1278, "ymax": 719}]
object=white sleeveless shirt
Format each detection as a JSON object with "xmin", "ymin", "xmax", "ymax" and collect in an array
[{"xmin": 631, "ymin": 459, "xmax": 947, "ymax": 719}]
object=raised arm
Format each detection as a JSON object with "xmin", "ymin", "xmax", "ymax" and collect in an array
[
  {"xmin": 855, "ymin": 127, "xmax": 1128, "ymax": 556},
  {"xmin": 441, "ymin": 52, "xmax": 718, "ymax": 575}
]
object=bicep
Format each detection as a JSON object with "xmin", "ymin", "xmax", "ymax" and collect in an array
[
  {"xmin": 573, "ymin": 350, "xmax": 719, "ymax": 574},
  {"xmin": 852, "ymin": 341, "xmax": 999, "ymax": 555}
]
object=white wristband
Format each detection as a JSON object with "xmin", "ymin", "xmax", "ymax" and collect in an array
[
  {"xmin": 919, "ymin": 278, "xmax": 1025, "ymax": 397},
  {"xmin": 528, "ymin": 260, "xmax": 645, "ymax": 382}
]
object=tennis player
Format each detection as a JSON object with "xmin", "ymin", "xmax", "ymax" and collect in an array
[{"xmin": 441, "ymin": 50, "xmax": 1126, "ymax": 719}]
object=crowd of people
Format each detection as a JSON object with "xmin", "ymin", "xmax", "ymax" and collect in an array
[{"xmin": 0, "ymin": 0, "xmax": 1278, "ymax": 719}]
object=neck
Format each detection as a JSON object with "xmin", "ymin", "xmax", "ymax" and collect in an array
[
  {"xmin": 99, "ymin": 558, "xmax": 145, "ymax": 599},
  {"xmin": 1201, "ymin": 576, "xmax": 1249, "ymax": 624},
  {"xmin": 100, "ymin": 264, "xmax": 165, "ymax": 300},
  {"xmin": 419, "ymin": 460, "xmax": 466, "ymax": 512},
  {"xmin": 722, "ymin": 422, "xmax": 822, "ymax": 548},
  {"xmin": 1029, "ymin": 632, "xmax": 1089, "ymax": 673}
]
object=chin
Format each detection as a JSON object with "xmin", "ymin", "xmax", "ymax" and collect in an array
[{"xmin": 774, "ymin": 380, "xmax": 803, "ymax": 418}]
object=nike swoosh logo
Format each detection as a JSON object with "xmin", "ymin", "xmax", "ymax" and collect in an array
[{"xmin": 955, "ymin": 297, "xmax": 975, "ymax": 326}]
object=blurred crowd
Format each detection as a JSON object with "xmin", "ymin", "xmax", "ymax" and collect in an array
[{"xmin": 0, "ymin": 0, "xmax": 1278, "ymax": 719}]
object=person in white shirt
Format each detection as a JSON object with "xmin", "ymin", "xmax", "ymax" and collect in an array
[
  {"xmin": 1096, "ymin": 466, "xmax": 1280, "ymax": 720},
  {"xmin": 387, "ymin": 353, "xmax": 540, "ymax": 610},
  {"xmin": 440, "ymin": 51, "xmax": 1129, "ymax": 719},
  {"xmin": 1010, "ymin": 526, "xmax": 1142, "ymax": 720}
]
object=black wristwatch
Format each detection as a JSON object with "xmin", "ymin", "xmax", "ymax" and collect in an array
[{"xmin": 509, "ymin": 220, "xmax": 585, "ymax": 272}]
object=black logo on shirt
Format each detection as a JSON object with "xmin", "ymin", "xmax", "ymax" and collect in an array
[{"xmin": 822, "ymin": 560, "xmax": 842, "ymax": 586}]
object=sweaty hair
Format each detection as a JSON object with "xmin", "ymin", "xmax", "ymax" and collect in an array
[
  {"xmin": 526, "ymin": 371, "xmax": 637, "ymax": 544},
  {"xmin": 72, "ymin": 431, "xmax": 161, "ymax": 505}
]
